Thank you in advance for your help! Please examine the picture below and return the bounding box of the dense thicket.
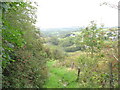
[2,2,49,88]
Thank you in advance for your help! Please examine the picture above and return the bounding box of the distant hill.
[40,26,81,31]
[39,26,118,37]
[40,26,82,37]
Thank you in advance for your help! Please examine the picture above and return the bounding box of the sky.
[34,0,119,29]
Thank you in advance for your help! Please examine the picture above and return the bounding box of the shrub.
[2,41,49,88]
[2,2,49,88]
[64,46,81,52]
[51,48,65,60]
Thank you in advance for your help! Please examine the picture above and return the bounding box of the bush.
[64,46,81,52]
[2,2,51,88]
[60,37,75,47]
[43,45,66,60]
[2,40,49,88]
[51,48,66,60]
[50,37,59,45]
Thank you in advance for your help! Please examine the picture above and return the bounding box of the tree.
[50,37,59,45]
[81,21,104,58]
[100,2,120,87]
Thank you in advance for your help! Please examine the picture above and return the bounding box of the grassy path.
[43,51,105,88]
[43,60,80,88]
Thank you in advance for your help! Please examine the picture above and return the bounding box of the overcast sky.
[34,0,119,29]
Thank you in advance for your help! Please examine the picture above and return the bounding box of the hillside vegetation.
[1,1,119,88]
[42,21,119,88]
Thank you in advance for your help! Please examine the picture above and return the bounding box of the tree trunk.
[109,62,114,88]
[71,62,74,69]
[76,67,80,82]
[91,46,94,58]
[118,60,120,88]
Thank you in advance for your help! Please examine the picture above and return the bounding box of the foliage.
[50,37,59,45]
[2,2,50,88]
[60,37,74,47]
[2,2,37,69]
[80,21,105,57]
[44,45,66,60]
[1,1,119,88]
[64,45,81,52]
[42,22,118,88]
[44,60,79,88]
[44,59,117,88]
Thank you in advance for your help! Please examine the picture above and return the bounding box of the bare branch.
[100,2,118,9]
